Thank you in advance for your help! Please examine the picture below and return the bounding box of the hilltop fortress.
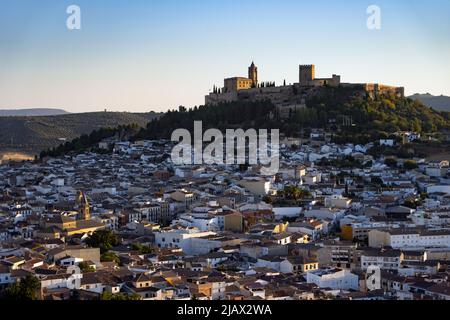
[205,62,405,109]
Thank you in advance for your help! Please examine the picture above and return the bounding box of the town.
[0,124,449,300]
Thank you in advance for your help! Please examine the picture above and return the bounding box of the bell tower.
[248,61,258,88]
[76,190,90,221]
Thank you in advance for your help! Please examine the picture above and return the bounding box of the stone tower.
[299,64,315,86]
[248,61,258,88]
[76,190,90,221]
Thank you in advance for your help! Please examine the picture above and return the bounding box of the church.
[222,62,258,93]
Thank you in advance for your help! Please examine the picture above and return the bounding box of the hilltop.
[408,93,450,112]
[136,88,450,144]
[0,111,160,156]
[0,108,68,117]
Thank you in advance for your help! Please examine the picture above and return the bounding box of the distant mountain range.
[0,108,69,117]
[408,93,450,112]
[0,111,160,155]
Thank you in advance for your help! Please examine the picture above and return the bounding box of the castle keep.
[205,62,405,108]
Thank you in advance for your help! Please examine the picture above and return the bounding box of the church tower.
[76,190,90,221]
[248,61,258,88]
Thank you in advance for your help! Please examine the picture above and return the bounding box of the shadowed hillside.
[0,111,160,155]
[409,93,450,112]
[0,108,68,117]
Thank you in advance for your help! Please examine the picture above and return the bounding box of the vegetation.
[403,160,419,170]
[134,101,276,140]
[403,197,422,209]
[40,124,140,158]
[0,111,159,156]
[101,252,120,264]
[86,229,119,254]
[268,186,312,206]
[99,292,141,300]
[78,261,96,273]
[131,243,155,254]
[384,158,398,168]
[0,275,41,300]
[279,185,312,201]
[305,88,448,133]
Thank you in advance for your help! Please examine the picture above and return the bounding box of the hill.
[38,88,450,159]
[135,88,450,145]
[0,111,160,156]
[408,93,450,112]
[0,108,68,117]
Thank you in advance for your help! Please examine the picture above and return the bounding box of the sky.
[0,0,449,113]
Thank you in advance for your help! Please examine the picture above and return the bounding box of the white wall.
[307,269,359,290]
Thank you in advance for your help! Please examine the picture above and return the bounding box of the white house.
[380,139,395,147]
[324,195,352,209]
[426,161,449,178]
[306,268,359,290]
[154,229,221,255]
[360,249,403,271]
[304,207,345,222]
[369,229,450,249]
[239,178,272,196]
[40,267,82,290]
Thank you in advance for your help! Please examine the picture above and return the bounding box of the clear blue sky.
[0,0,449,113]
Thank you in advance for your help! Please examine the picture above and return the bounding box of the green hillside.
[135,88,450,145]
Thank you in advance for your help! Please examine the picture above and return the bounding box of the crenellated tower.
[299,64,315,86]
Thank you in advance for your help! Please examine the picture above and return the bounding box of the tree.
[101,252,120,263]
[100,292,141,300]
[86,230,119,254]
[403,160,418,170]
[403,198,421,209]
[131,243,155,254]
[262,196,273,204]
[384,158,398,168]
[78,261,96,273]
[371,176,384,186]
[280,186,311,201]
[1,275,41,300]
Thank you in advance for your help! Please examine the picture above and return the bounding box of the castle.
[205,62,404,108]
